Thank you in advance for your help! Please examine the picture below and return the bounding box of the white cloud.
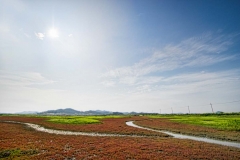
[0,70,55,88]
[35,32,44,40]
[112,69,240,113]
[102,33,236,89]
[0,69,239,113]
[158,70,240,93]
[99,33,240,112]
[113,69,239,96]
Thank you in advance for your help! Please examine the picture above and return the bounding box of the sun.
[48,28,59,38]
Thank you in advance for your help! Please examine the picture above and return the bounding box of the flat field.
[136,113,240,142]
[0,114,240,159]
[148,113,240,131]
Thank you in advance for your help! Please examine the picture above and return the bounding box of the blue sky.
[0,0,240,113]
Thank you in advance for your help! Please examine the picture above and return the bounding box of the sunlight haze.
[0,0,240,113]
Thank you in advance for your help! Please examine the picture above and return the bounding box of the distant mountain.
[39,108,81,115]
[84,110,112,115]
[38,108,113,115]
[15,108,147,115]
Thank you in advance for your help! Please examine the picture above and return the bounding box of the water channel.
[126,121,240,149]
[2,120,240,149]
[2,121,142,137]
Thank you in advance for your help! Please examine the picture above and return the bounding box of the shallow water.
[126,121,240,149]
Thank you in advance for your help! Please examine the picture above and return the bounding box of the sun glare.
[48,28,59,38]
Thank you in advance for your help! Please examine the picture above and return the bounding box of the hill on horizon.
[38,108,113,115]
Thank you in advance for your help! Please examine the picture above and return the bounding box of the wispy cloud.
[35,32,44,40]
[101,33,238,90]
[0,70,55,88]
[158,70,240,93]
[123,69,240,96]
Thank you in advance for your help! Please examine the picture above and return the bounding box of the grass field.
[148,113,240,131]
[44,115,126,124]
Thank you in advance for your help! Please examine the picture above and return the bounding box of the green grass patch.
[148,114,240,131]
[0,114,127,125]
[47,116,100,124]
[45,115,126,124]
[0,149,38,159]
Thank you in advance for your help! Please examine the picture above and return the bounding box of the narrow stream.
[126,121,240,149]
[3,120,240,149]
[2,121,142,137]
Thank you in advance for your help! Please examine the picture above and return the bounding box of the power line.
[214,100,240,105]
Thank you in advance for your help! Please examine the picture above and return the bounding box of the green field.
[148,113,240,131]
[0,114,127,124]
[44,115,126,124]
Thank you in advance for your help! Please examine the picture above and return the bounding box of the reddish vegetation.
[135,118,240,142]
[1,122,240,159]
[0,117,240,160]
[0,116,168,137]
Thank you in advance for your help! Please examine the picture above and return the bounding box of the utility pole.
[188,106,190,114]
[171,107,173,114]
[210,103,214,113]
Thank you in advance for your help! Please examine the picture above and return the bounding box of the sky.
[0,0,240,113]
